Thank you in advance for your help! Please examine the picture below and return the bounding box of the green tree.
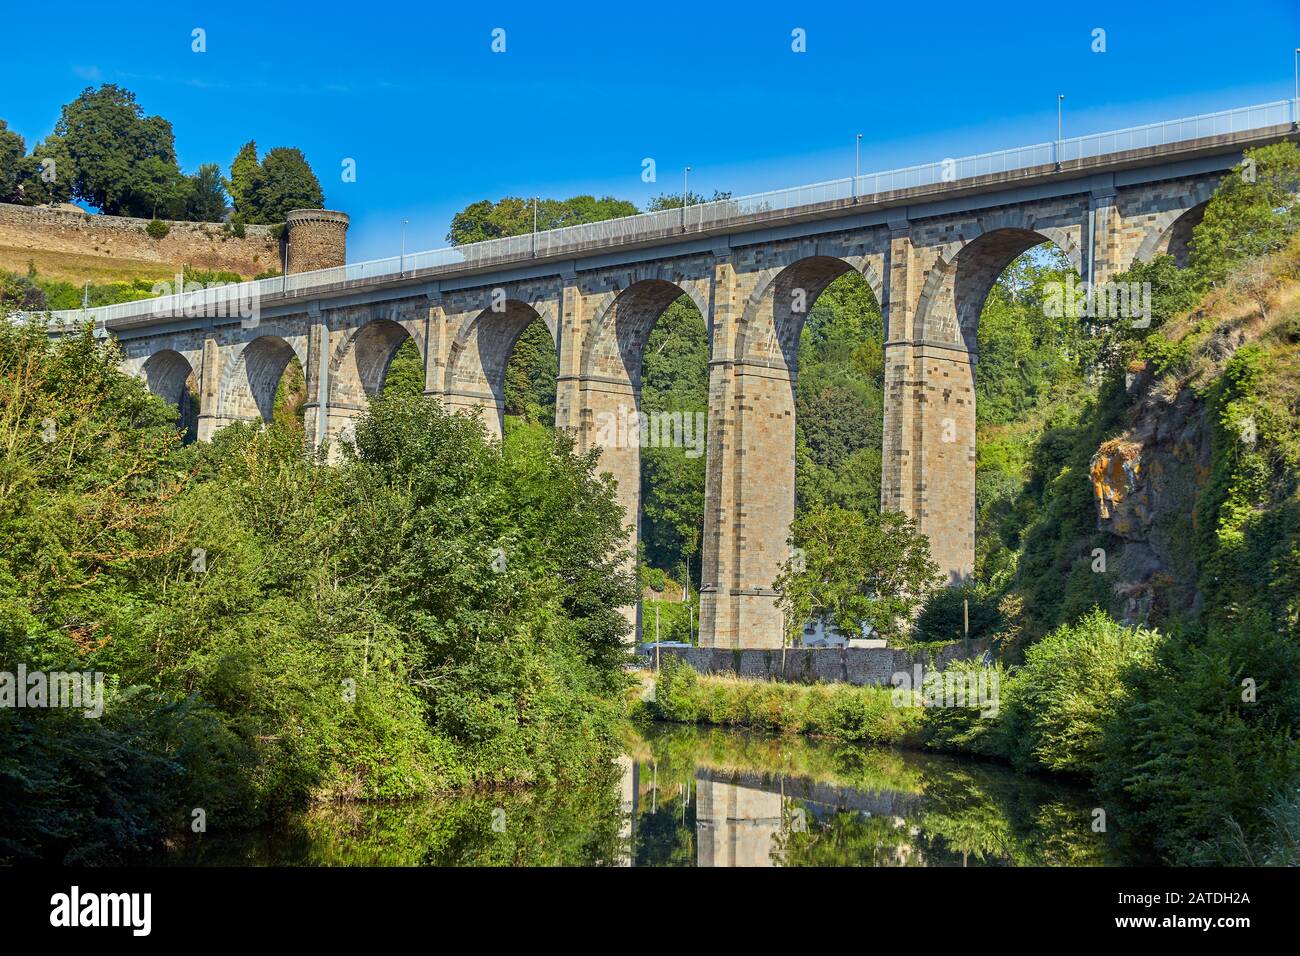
[639,297,710,582]
[382,338,424,398]
[186,163,228,222]
[502,320,556,423]
[13,135,76,206]
[793,271,885,521]
[53,85,185,217]
[227,140,260,217]
[0,120,23,203]
[646,190,732,210]
[446,195,638,244]
[775,506,941,642]
[245,147,323,223]
[1190,142,1300,286]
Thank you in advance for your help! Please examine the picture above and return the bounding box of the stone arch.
[580,278,699,388]
[141,349,196,408]
[142,349,200,439]
[220,335,304,423]
[444,298,555,434]
[329,317,418,410]
[734,254,859,378]
[1132,182,1216,268]
[914,221,1080,349]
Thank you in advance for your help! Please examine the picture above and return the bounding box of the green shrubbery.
[652,658,922,744]
[1099,615,1300,864]
[998,610,1161,775]
[0,321,636,862]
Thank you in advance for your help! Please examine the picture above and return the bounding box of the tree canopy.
[0,86,324,224]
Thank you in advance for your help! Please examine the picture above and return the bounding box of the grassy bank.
[647,660,924,745]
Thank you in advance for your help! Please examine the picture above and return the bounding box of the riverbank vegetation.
[651,663,922,744]
[0,322,636,862]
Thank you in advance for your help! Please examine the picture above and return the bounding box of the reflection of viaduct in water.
[60,105,1293,648]
[693,768,921,867]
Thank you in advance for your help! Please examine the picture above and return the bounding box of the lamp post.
[400,219,408,275]
[532,197,538,256]
[1056,94,1065,169]
[1294,48,1299,128]
[681,166,691,231]
[854,132,862,200]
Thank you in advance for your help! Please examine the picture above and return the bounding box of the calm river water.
[160,724,1134,866]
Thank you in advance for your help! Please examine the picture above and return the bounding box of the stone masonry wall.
[0,203,279,276]
[646,641,989,686]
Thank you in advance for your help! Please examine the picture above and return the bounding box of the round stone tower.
[284,208,349,274]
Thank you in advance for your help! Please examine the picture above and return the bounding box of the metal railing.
[14,98,1296,330]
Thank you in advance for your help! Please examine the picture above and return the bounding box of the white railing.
[14,98,1296,330]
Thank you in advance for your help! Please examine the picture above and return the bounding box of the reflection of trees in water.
[915,763,1108,866]
[638,724,1114,867]
[775,805,923,867]
[163,767,626,866]
[160,726,1116,866]
[633,789,697,867]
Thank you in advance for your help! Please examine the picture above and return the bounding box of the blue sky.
[3,1,1298,261]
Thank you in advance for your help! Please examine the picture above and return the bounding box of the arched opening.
[502,318,558,427]
[142,349,200,443]
[914,228,1088,590]
[328,317,418,446]
[972,238,1091,592]
[332,319,416,404]
[446,300,552,436]
[792,269,886,524]
[222,335,302,426]
[1156,200,1208,268]
[637,292,709,637]
[582,279,709,642]
[384,338,424,398]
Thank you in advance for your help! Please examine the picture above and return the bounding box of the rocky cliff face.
[1088,371,1216,624]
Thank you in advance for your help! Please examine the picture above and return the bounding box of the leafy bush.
[999,609,1161,775]
[1099,615,1300,864]
[920,659,1015,758]
[0,322,637,860]
[145,218,170,239]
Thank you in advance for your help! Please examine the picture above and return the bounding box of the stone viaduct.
[47,103,1297,648]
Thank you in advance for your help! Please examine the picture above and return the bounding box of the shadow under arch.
[141,349,199,440]
[220,335,304,423]
[445,298,557,434]
[329,317,418,411]
[580,278,706,389]
[914,226,1081,350]
[733,254,866,397]
[1136,198,1211,269]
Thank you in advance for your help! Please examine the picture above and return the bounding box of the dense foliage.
[775,506,940,642]
[0,323,636,862]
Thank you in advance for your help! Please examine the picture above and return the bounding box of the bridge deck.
[16,99,1297,333]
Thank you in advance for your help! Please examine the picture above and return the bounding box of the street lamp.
[400,219,408,275]
[532,197,539,257]
[681,166,691,231]
[1056,94,1065,169]
[1293,48,1299,128]
[854,132,862,200]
